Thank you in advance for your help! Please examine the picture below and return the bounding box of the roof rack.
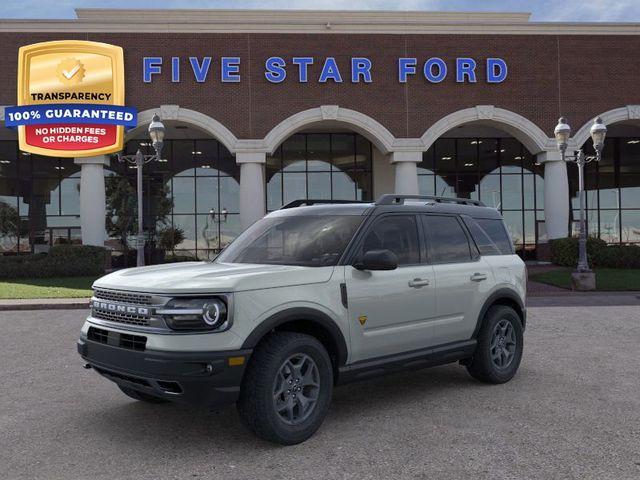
[376,194,485,207]
[280,199,369,209]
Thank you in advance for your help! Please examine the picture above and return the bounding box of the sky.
[0,0,639,22]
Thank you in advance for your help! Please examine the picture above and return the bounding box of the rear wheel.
[118,385,168,404]
[466,305,523,384]
[237,331,333,445]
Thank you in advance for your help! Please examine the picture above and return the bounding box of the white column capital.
[536,151,563,163]
[236,151,266,164]
[390,150,423,164]
[74,155,110,166]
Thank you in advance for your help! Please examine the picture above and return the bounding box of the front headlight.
[158,297,230,332]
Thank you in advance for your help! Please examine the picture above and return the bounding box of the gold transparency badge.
[6,40,135,157]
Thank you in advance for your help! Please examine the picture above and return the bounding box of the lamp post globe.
[148,113,166,158]
[554,117,571,155]
[590,116,607,154]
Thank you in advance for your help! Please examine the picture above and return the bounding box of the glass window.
[621,210,640,243]
[361,215,420,265]
[476,218,514,254]
[423,215,471,263]
[462,217,501,256]
[266,133,373,211]
[217,214,364,266]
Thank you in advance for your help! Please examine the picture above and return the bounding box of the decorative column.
[538,151,569,239]
[391,151,422,195]
[237,151,266,230]
[74,155,109,246]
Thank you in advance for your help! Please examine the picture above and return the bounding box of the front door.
[345,214,437,363]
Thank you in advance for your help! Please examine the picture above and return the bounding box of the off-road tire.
[118,385,169,404]
[237,331,334,445]
[466,305,523,384]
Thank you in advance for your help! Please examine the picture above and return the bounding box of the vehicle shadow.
[83,363,481,450]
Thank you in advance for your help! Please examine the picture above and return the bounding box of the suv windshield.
[216,215,364,266]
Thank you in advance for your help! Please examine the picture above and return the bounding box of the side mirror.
[354,249,398,271]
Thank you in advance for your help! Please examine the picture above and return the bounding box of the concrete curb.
[0,299,89,311]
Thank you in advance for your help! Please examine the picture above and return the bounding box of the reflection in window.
[119,138,240,260]
[266,133,373,211]
[419,138,543,258]
[569,137,640,244]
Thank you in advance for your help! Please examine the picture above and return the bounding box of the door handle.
[408,278,430,288]
[470,272,488,282]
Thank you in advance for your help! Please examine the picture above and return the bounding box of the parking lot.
[1,300,639,480]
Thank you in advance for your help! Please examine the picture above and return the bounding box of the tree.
[0,201,22,251]
[104,176,173,253]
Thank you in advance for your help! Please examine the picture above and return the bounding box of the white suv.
[78,194,526,445]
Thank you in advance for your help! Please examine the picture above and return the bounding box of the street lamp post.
[117,114,166,267]
[553,116,607,288]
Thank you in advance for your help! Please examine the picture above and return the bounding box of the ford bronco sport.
[77,194,526,445]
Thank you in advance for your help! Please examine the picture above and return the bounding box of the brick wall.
[0,32,638,141]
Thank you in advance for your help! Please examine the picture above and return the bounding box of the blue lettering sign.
[487,58,508,83]
[265,56,287,83]
[292,57,314,82]
[456,58,477,83]
[171,57,180,83]
[189,57,211,83]
[351,58,372,83]
[143,57,162,83]
[319,57,342,83]
[398,58,417,83]
[221,57,241,83]
[424,58,447,83]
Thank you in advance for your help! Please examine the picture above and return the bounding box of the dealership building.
[0,9,639,261]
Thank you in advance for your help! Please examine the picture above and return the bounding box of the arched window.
[266,133,373,212]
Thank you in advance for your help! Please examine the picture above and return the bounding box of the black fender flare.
[241,307,349,366]
[472,288,526,339]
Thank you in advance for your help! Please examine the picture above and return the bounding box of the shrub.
[550,237,640,268]
[0,245,107,279]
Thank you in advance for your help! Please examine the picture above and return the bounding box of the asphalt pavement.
[1,302,639,480]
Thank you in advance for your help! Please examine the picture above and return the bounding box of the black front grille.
[92,309,151,327]
[93,288,152,305]
[120,333,147,351]
[87,326,109,344]
[87,327,147,351]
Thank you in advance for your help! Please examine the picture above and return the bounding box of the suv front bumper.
[77,337,252,408]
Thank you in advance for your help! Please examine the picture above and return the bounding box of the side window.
[422,215,472,264]
[475,218,514,255]
[360,215,420,265]
[462,217,501,256]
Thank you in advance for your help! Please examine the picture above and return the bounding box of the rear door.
[422,214,493,345]
[345,214,437,362]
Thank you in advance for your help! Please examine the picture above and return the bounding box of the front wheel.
[466,305,523,384]
[237,332,333,445]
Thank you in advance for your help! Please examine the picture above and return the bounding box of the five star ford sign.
[5,40,137,158]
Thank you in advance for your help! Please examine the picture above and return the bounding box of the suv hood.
[92,262,335,294]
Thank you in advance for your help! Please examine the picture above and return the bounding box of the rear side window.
[475,218,514,255]
[422,215,472,264]
[462,217,501,256]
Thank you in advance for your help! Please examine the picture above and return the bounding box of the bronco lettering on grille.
[92,301,149,316]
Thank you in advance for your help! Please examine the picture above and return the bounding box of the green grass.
[0,276,97,299]
[531,268,640,291]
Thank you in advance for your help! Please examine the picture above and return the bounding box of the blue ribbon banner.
[4,104,138,128]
